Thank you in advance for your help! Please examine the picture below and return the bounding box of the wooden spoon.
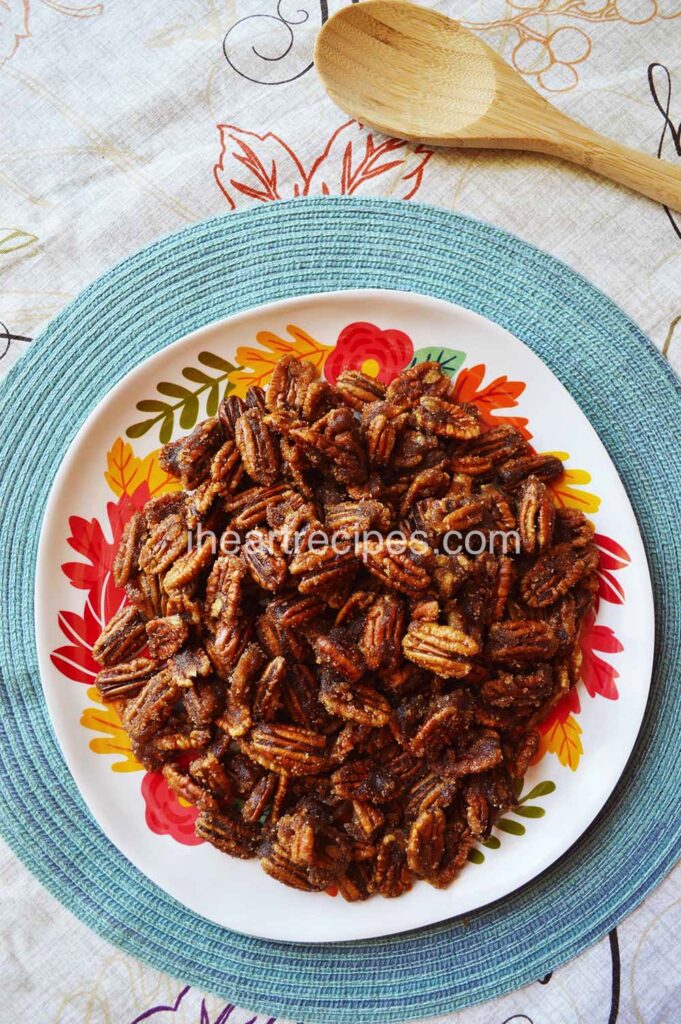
[315,0,681,211]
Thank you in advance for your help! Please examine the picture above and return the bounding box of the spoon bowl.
[315,0,681,210]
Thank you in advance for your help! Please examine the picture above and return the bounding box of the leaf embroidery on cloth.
[214,120,433,208]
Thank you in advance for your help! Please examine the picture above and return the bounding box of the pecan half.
[402,623,479,678]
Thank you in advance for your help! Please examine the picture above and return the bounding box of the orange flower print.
[214,120,432,209]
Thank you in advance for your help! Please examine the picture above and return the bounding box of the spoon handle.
[537,114,681,212]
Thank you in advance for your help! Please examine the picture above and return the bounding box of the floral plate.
[35,289,654,943]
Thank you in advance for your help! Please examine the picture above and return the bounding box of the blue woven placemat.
[0,197,679,1024]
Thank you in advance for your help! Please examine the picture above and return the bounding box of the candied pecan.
[402,623,478,678]
[205,553,247,628]
[209,439,244,492]
[91,605,146,666]
[414,396,481,440]
[407,808,446,876]
[259,838,323,891]
[391,428,440,471]
[349,800,385,840]
[95,656,159,703]
[361,401,408,466]
[282,664,329,730]
[162,763,219,812]
[517,475,555,555]
[399,466,451,517]
[521,542,600,608]
[331,758,399,803]
[447,730,503,777]
[498,453,564,489]
[183,678,223,726]
[314,629,366,683]
[122,669,182,743]
[320,678,391,727]
[138,514,187,575]
[417,493,486,533]
[189,749,233,799]
[486,620,559,667]
[427,821,472,888]
[218,394,246,437]
[195,809,258,858]
[246,724,328,776]
[504,728,540,778]
[554,507,596,548]
[234,407,280,485]
[160,417,224,489]
[242,529,288,591]
[481,665,554,710]
[125,572,163,620]
[146,615,188,660]
[386,361,449,409]
[357,536,432,596]
[463,781,490,838]
[359,593,406,671]
[450,424,530,475]
[144,492,186,526]
[215,643,265,738]
[226,484,292,529]
[410,693,468,757]
[289,542,358,597]
[336,369,386,410]
[289,407,368,486]
[337,861,372,902]
[113,512,146,587]
[253,656,286,722]
[167,645,211,686]
[370,832,413,897]
[325,498,391,537]
[241,773,277,823]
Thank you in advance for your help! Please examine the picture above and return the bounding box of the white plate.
[35,289,654,942]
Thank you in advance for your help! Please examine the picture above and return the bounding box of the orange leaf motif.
[105,437,180,499]
[228,324,332,397]
[80,687,143,773]
[546,451,601,514]
[537,713,583,771]
[452,364,531,438]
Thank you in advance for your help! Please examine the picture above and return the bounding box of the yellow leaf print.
[80,687,143,773]
[545,451,601,514]
[538,714,583,772]
[104,437,180,499]
[228,323,332,397]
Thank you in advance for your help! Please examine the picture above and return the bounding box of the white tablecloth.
[1,1,679,1020]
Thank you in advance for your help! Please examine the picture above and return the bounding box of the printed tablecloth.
[1,1,679,1021]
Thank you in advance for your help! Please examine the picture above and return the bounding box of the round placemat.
[0,197,679,1024]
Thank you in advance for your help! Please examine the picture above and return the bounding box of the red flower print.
[324,321,414,385]
[213,120,432,208]
[141,771,204,847]
[452,364,531,439]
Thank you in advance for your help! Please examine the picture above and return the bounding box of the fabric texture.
[0,197,679,1024]
[2,1,681,1021]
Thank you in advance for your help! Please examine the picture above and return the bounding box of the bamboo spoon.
[315,0,681,212]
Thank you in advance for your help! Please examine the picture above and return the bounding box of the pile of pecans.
[93,355,599,899]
